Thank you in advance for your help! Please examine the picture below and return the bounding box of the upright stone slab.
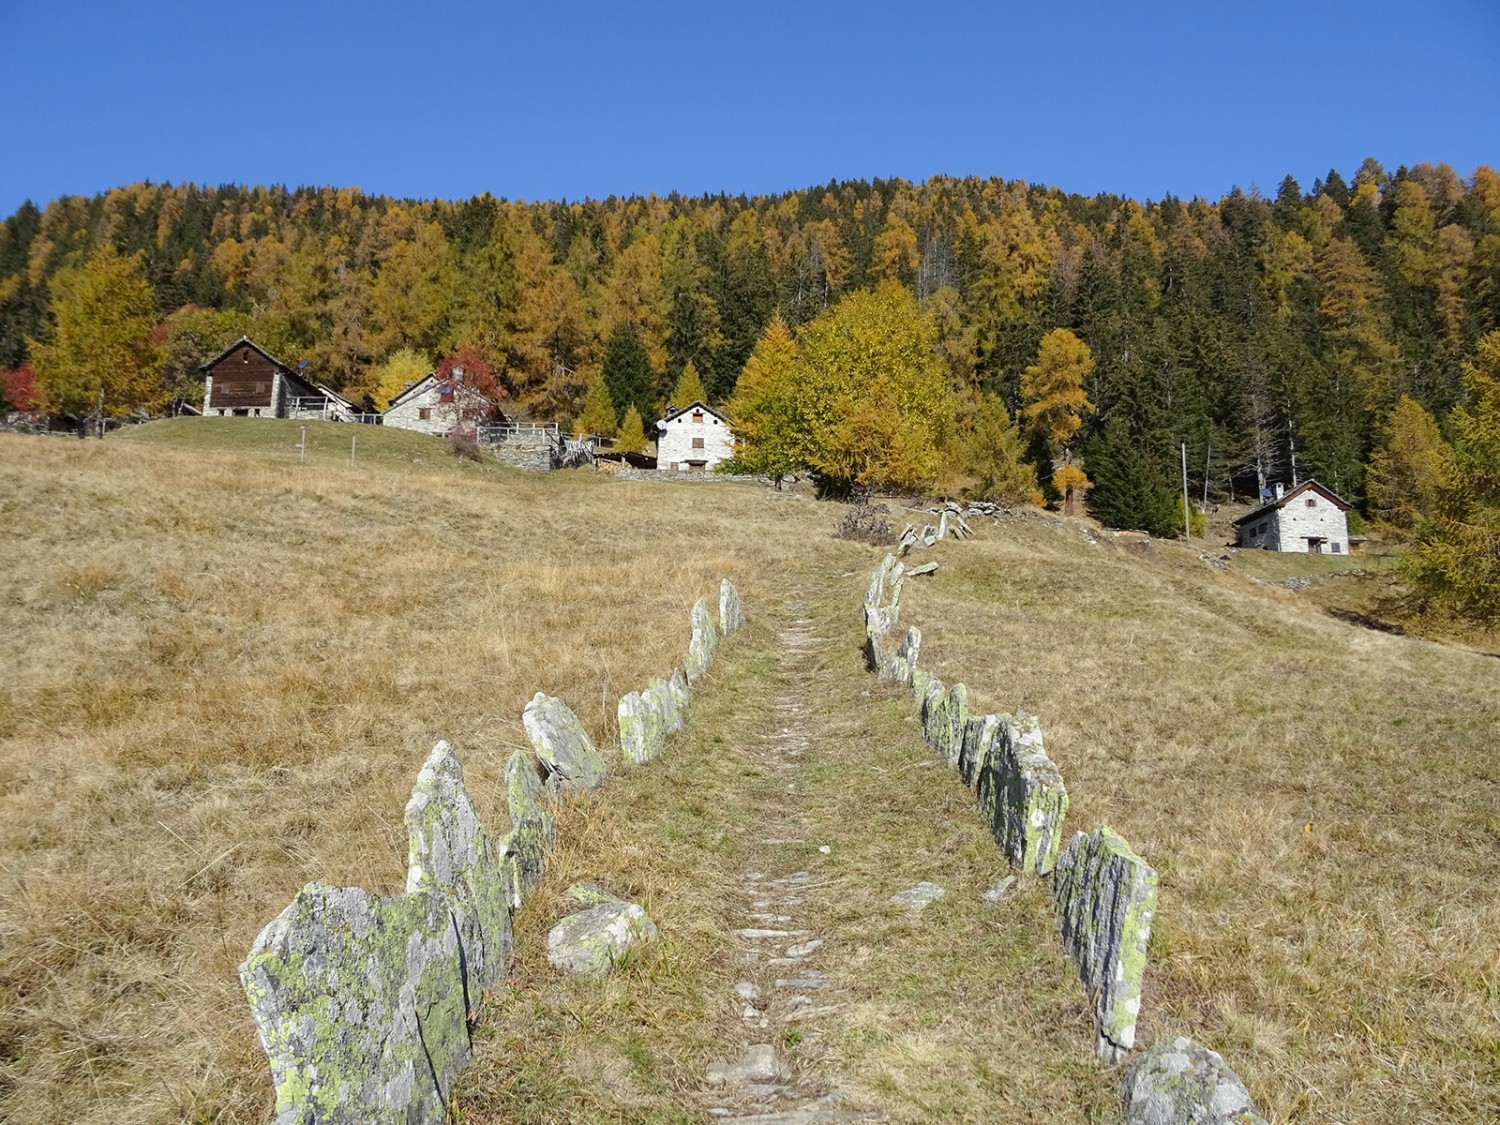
[523,692,606,791]
[864,553,899,610]
[618,689,668,764]
[936,682,969,767]
[976,715,1068,876]
[720,578,746,634]
[880,624,921,684]
[686,597,719,684]
[667,668,691,720]
[920,679,949,749]
[404,742,514,1003]
[240,883,469,1125]
[1120,1036,1269,1125]
[1055,826,1159,1063]
[910,665,935,705]
[500,750,555,903]
[957,713,1000,789]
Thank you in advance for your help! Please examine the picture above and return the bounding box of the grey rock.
[1121,1036,1269,1125]
[686,596,720,683]
[974,714,1069,875]
[498,751,554,903]
[524,692,606,791]
[957,713,1000,789]
[889,881,945,910]
[897,524,919,556]
[240,883,468,1125]
[546,901,659,974]
[617,689,661,764]
[983,875,1017,903]
[705,1043,781,1086]
[1055,826,1159,1062]
[907,561,938,577]
[403,742,514,1001]
[785,938,823,958]
[720,577,747,634]
[735,981,762,1001]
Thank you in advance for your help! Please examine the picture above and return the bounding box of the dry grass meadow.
[0,419,1495,1123]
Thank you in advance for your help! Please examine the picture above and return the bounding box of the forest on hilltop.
[2,159,1498,518]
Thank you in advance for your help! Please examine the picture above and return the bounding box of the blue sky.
[2,0,1497,217]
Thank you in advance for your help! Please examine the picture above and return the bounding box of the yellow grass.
[2,425,1495,1123]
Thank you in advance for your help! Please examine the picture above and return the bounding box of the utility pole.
[299,426,306,464]
[350,434,357,467]
[1181,442,1191,540]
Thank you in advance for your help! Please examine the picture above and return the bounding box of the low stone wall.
[489,433,557,472]
[240,581,747,1122]
[613,467,769,484]
[858,553,1263,1119]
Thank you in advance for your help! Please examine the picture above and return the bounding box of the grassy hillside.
[1,421,1495,1123]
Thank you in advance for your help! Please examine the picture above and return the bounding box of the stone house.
[382,373,502,436]
[1233,480,1353,554]
[654,400,734,472]
[200,337,322,418]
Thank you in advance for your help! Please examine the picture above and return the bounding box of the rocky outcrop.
[720,578,746,634]
[547,899,659,974]
[405,743,514,1002]
[523,692,607,791]
[1120,1037,1268,1124]
[1055,827,1159,1063]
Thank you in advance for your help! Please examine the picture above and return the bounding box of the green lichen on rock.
[975,715,1068,875]
[1055,826,1159,1063]
[879,624,921,684]
[404,741,514,1000]
[920,677,948,747]
[617,690,654,764]
[239,882,469,1124]
[937,682,969,767]
[686,597,720,683]
[957,712,1000,789]
[546,901,660,975]
[1120,1035,1269,1124]
[909,665,934,704]
[501,750,554,901]
[523,692,606,791]
[565,880,624,906]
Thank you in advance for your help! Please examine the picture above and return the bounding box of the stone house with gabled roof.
[200,337,321,418]
[654,400,734,472]
[1234,480,1353,554]
[382,372,503,436]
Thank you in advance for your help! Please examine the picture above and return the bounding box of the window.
[692,411,703,423]
[692,437,705,449]
[1331,543,1342,554]
[418,408,431,421]
[1305,498,1316,507]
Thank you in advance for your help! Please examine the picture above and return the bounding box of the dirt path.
[696,608,883,1124]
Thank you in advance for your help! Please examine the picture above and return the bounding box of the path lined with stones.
[700,610,883,1124]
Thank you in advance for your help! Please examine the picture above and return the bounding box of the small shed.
[654,401,734,472]
[201,338,320,418]
[1234,480,1353,554]
[382,373,502,436]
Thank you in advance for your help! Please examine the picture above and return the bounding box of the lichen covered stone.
[546,901,659,974]
[523,692,606,791]
[975,715,1068,875]
[957,713,1000,789]
[617,690,658,764]
[1055,826,1159,1062]
[404,742,513,1001]
[686,596,720,683]
[239,882,469,1125]
[720,577,746,634]
[500,750,555,903]
[1120,1036,1268,1124]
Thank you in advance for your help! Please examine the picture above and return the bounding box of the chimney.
[1274,483,1286,501]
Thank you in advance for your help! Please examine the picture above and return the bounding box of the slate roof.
[1232,479,1352,526]
[656,400,732,429]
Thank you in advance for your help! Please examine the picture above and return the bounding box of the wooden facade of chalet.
[200,338,320,418]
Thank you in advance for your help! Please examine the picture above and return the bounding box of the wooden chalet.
[200,337,320,418]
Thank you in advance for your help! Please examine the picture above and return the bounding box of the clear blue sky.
[3,0,1497,217]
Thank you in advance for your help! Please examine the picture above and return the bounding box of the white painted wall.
[657,407,734,471]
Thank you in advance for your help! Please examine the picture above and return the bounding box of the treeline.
[3,159,1499,513]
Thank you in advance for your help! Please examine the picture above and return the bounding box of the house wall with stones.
[656,403,734,472]
[202,343,306,417]
[383,379,464,436]
[1238,485,1350,554]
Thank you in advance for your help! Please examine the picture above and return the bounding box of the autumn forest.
[2,162,1498,546]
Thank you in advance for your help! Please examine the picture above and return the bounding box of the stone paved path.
[700,611,883,1124]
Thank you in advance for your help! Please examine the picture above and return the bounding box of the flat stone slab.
[547,901,658,975]
[705,1043,780,1086]
[907,561,938,576]
[1121,1036,1268,1125]
[889,881,945,910]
